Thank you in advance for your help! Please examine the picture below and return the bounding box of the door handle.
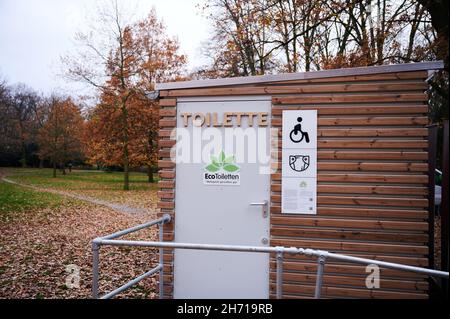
[250,200,268,218]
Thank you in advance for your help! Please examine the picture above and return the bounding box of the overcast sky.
[0,0,210,95]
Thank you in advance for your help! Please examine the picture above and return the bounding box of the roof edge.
[156,61,444,91]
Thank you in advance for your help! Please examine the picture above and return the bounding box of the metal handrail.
[92,214,171,299]
[92,217,449,299]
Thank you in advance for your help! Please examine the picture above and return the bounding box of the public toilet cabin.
[155,61,444,299]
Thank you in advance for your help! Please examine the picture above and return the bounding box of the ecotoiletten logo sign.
[203,151,240,186]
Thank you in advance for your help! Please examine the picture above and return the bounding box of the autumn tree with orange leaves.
[38,96,85,178]
[64,1,186,189]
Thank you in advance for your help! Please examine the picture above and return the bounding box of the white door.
[173,97,271,299]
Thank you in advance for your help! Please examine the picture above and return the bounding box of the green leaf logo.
[205,164,220,172]
[205,151,240,173]
[223,164,239,172]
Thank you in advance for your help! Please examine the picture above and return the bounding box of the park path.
[1,174,149,216]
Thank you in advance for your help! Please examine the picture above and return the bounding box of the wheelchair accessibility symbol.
[289,117,310,143]
[289,155,310,172]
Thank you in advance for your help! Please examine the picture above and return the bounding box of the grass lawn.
[3,168,159,212]
[5,168,158,191]
[0,180,64,221]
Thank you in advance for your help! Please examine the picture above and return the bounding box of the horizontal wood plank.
[157,191,174,200]
[159,170,175,179]
[269,283,426,299]
[270,216,428,231]
[271,195,428,207]
[270,71,428,84]
[269,273,428,291]
[318,162,427,172]
[270,227,428,243]
[273,128,427,137]
[270,261,427,279]
[269,207,428,220]
[157,201,175,209]
[159,140,176,148]
[318,173,428,184]
[273,93,427,105]
[272,117,428,126]
[270,238,428,255]
[158,160,175,169]
[159,98,177,107]
[317,128,427,137]
[317,151,427,160]
[272,184,427,196]
[271,161,428,172]
[270,252,429,267]
[160,82,427,97]
[159,149,171,158]
[159,129,174,138]
[158,181,175,189]
[271,173,428,184]
[159,109,176,117]
[159,119,177,127]
[272,105,428,116]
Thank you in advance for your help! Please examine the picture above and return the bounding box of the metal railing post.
[92,241,100,299]
[314,254,327,299]
[159,221,164,299]
[442,120,449,299]
[428,124,438,271]
[275,247,284,299]
[90,214,449,299]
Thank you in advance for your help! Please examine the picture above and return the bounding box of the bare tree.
[417,0,449,69]
[201,0,438,74]
[201,0,275,76]
[63,1,186,189]
[62,0,141,190]
[4,84,40,167]
[38,96,84,177]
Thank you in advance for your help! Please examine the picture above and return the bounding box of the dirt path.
[1,176,149,217]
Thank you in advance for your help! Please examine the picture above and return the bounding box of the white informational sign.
[282,110,317,214]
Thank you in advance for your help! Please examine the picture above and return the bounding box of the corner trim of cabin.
[157,97,177,298]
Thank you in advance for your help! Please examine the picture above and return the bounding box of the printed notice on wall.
[282,110,317,214]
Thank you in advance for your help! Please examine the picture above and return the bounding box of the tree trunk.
[123,127,130,190]
[121,95,130,191]
[39,159,44,169]
[148,166,154,183]
[304,36,311,71]
[21,141,27,168]
[123,156,129,190]
[62,163,66,175]
[418,0,449,69]
[53,161,56,178]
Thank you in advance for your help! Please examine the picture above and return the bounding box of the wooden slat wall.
[269,70,430,299]
[157,70,431,299]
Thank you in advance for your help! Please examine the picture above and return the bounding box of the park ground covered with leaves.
[0,168,160,299]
